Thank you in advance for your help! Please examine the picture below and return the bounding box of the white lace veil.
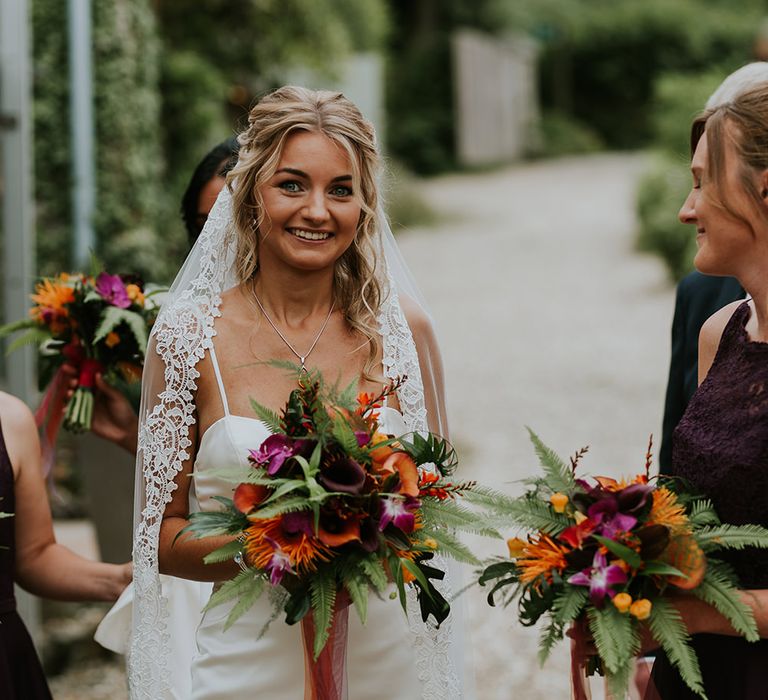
[128,152,469,698]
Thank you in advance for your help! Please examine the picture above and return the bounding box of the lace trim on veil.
[379,280,462,699]
[129,200,232,699]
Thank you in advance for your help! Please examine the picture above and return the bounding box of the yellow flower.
[507,537,527,558]
[105,332,121,348]
[613,592,632,614]
[423,538,438,550]
[550,492,569,513]
[629,599,652,620]
[125,283,145,306]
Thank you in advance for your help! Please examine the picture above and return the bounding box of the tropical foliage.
[480,431,768,698]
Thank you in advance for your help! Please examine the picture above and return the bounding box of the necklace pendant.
[299,357,307,374]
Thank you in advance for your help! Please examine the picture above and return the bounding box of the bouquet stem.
[301,597,349,700]
[62,357,102,433]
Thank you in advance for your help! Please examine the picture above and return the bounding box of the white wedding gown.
[189,344,423,698]
[98,342,461,699]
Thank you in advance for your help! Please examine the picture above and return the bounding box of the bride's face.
[257,130,361,273]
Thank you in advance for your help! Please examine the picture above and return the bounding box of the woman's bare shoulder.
[700,299,744,345]
[398,293,432,336]
[0,392,35,433]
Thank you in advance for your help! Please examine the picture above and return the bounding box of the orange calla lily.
[233,483,269,514]
[369,432,394,464]
[381,452,419,498]
[317,517,361,547]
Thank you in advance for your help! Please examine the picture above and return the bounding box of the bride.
[126,86,471,699]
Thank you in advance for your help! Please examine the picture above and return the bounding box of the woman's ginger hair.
[227,86,384,378]
[691,82,768,229]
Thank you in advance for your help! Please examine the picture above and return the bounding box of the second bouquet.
[479,430,768,699]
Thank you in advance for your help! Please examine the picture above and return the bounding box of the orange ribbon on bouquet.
[34,339,102,475]
[301,594,350,700]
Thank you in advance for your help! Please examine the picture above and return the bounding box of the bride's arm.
[157,421,240,582]
[400,295,449,438]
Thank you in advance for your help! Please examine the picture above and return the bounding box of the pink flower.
[249,434,298,475]
[567,550,627,605]
[264,536,294,586]
[378,496,420,533]
[95,273,131,308]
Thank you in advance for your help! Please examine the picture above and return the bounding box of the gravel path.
[395,152,673,699]
[48,152,676,699]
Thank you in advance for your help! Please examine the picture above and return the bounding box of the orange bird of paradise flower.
[243,515,332,574]
[517,533,570,587]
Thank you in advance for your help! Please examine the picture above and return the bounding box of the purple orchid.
[95,273,131,309]
[263,536,294,586]
[587,499,637,538]
[249,434,297,475]
[378,496,420,533]
[354,431,370,447]
[568,550,627,605]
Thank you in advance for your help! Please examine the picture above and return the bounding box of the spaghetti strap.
[208,343,231,416]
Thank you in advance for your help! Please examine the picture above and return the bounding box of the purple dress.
[649,301,768,699]
[0,419,52,699]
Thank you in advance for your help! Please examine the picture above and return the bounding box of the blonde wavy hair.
[227,85,385,378]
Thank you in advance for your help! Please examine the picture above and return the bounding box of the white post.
[1,0,40,643]
[68,0,96,268]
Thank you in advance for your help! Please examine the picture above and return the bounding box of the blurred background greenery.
[29,0,768,284]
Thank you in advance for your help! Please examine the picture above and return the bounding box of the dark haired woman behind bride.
[122,86,472,699]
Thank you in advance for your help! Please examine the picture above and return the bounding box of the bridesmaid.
[0,391,131,699]
[646,83,768,698]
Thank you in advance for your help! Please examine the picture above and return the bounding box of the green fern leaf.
[648,598,705,697]
[687,498,720,526]
[695,563,759,640]
[486,494,571,536]
[695,524,768,552]
[5,328,51,355]
[0,318,37,339]
[203,570,263,613]
[94,307,148,352]
[587,606,639,676]
[203,539,243,565]
[418,500,501,538]
[309,569,337,659]
[248,398,282,433]
[250,497,312,520]
[223,575,266,631]
[552,586,588,626]
[418,528,480,565]
[358,556,388,592]
[345,574,369,625]
[537,616,562,665]
[526,428,575,493]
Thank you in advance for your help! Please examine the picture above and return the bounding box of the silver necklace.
[251,289,335,372]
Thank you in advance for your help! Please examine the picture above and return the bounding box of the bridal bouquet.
[0,269,157,437]
[182,363,489,696]
[479,430,768,698]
